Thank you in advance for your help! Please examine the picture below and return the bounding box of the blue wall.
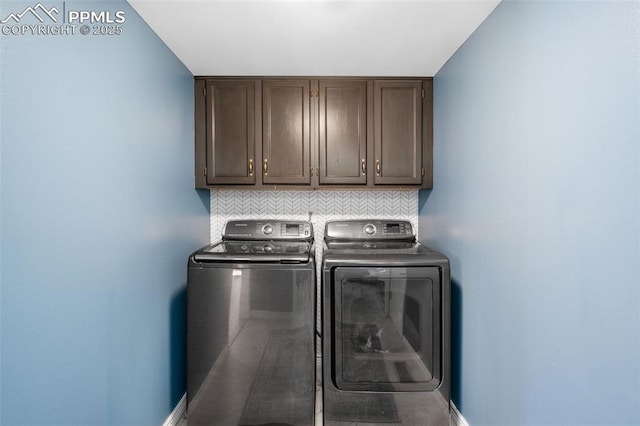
[420,1,640,424]
[0,1,209,424]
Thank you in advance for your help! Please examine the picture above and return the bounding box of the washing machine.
[322,220,450,425]
[187,219,315,426]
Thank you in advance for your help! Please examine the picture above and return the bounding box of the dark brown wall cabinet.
[202,80,255,185]
[318,80,368,185]
[374,80,423,185]
[194,77,433,189]
[262,80,311,185]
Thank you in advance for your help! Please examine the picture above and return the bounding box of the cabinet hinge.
[204,167,207,177]
[421,89,425,98]
[421,167,425,176]
[203,87,206,97]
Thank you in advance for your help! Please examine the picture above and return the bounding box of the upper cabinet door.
[373,80,423,185]
[206,80,256,185]
[262,80,311,185]
[318,80,367,185]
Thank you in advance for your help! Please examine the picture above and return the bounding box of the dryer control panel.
[325,220,414,241]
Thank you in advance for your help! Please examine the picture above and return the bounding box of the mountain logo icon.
[1,3,59,24]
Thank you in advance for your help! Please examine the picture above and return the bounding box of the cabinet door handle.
[263,158,268,176]
[376,159,381,176]
[361,158,366,175]
[249,159,254,176]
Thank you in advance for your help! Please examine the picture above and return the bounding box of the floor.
[315,357,323,426]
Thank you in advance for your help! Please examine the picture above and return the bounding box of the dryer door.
[331,266,442,392]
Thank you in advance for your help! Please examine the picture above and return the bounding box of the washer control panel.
[223,220,313,240]
[325,220,414,240]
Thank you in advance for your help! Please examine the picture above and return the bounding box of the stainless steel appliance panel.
[188,262,315,426]
[323,263,450,426]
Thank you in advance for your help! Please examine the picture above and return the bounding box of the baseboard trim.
[163,393,186,426]
[451,401,469,426]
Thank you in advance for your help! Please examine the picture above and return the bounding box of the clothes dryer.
[322,220,450,425]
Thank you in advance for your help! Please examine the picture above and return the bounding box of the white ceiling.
[127,0,501,77]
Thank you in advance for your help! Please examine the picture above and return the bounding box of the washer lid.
[193,241,312,263]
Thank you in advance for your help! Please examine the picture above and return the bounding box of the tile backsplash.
[209,190,419,245]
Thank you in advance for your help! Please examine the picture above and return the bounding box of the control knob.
[363,224,376,236]
[262,224,274,236]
